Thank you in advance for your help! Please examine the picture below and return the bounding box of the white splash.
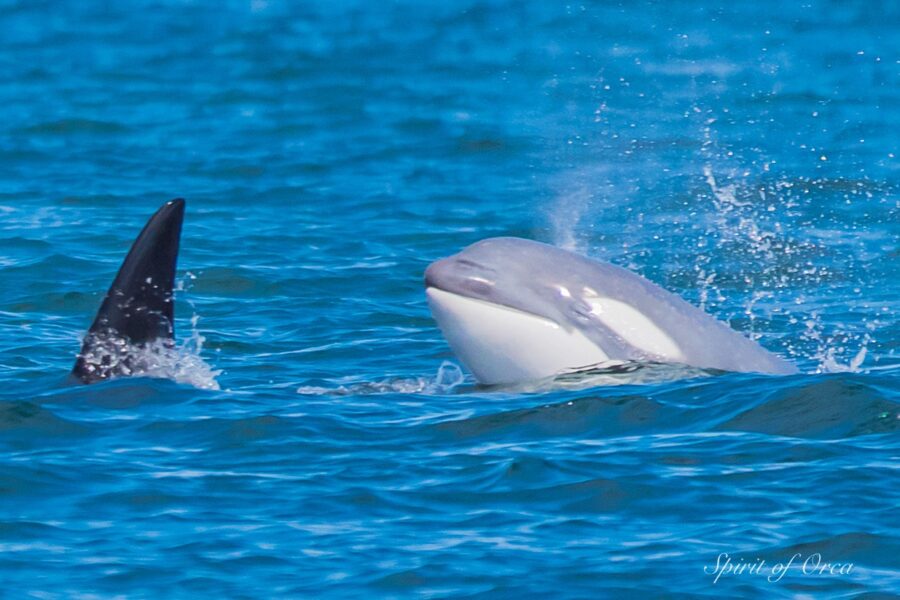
[296,361,465,396]
[802,315,872,374]
[135,334,222,390]
[76,313,221,390]
[820,346,868,374]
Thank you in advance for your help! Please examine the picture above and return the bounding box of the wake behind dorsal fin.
[72,199,185,383]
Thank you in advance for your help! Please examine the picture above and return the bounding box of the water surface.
[0,1,898,597]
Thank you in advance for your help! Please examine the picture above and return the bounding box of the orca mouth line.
[425,286,554,324]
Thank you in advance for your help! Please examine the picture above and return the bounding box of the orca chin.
[72,199,185,384]
[425,237,798,386]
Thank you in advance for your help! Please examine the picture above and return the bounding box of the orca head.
[72,199,185,384]
[424,238,614,385]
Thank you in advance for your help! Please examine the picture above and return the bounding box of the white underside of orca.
[427,287,689,385]
[427,287,609,384]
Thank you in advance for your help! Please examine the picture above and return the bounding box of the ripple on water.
[718,377,900,439]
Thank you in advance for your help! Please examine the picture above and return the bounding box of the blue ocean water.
[0,0,898,597]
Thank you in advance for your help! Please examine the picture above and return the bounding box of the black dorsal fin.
[72,199,185,383]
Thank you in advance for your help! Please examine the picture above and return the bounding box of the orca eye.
[455,259,495,276]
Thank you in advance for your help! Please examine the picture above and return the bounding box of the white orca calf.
[425,237,797,385]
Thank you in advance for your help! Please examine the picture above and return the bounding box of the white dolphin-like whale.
[425,237,797,385]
